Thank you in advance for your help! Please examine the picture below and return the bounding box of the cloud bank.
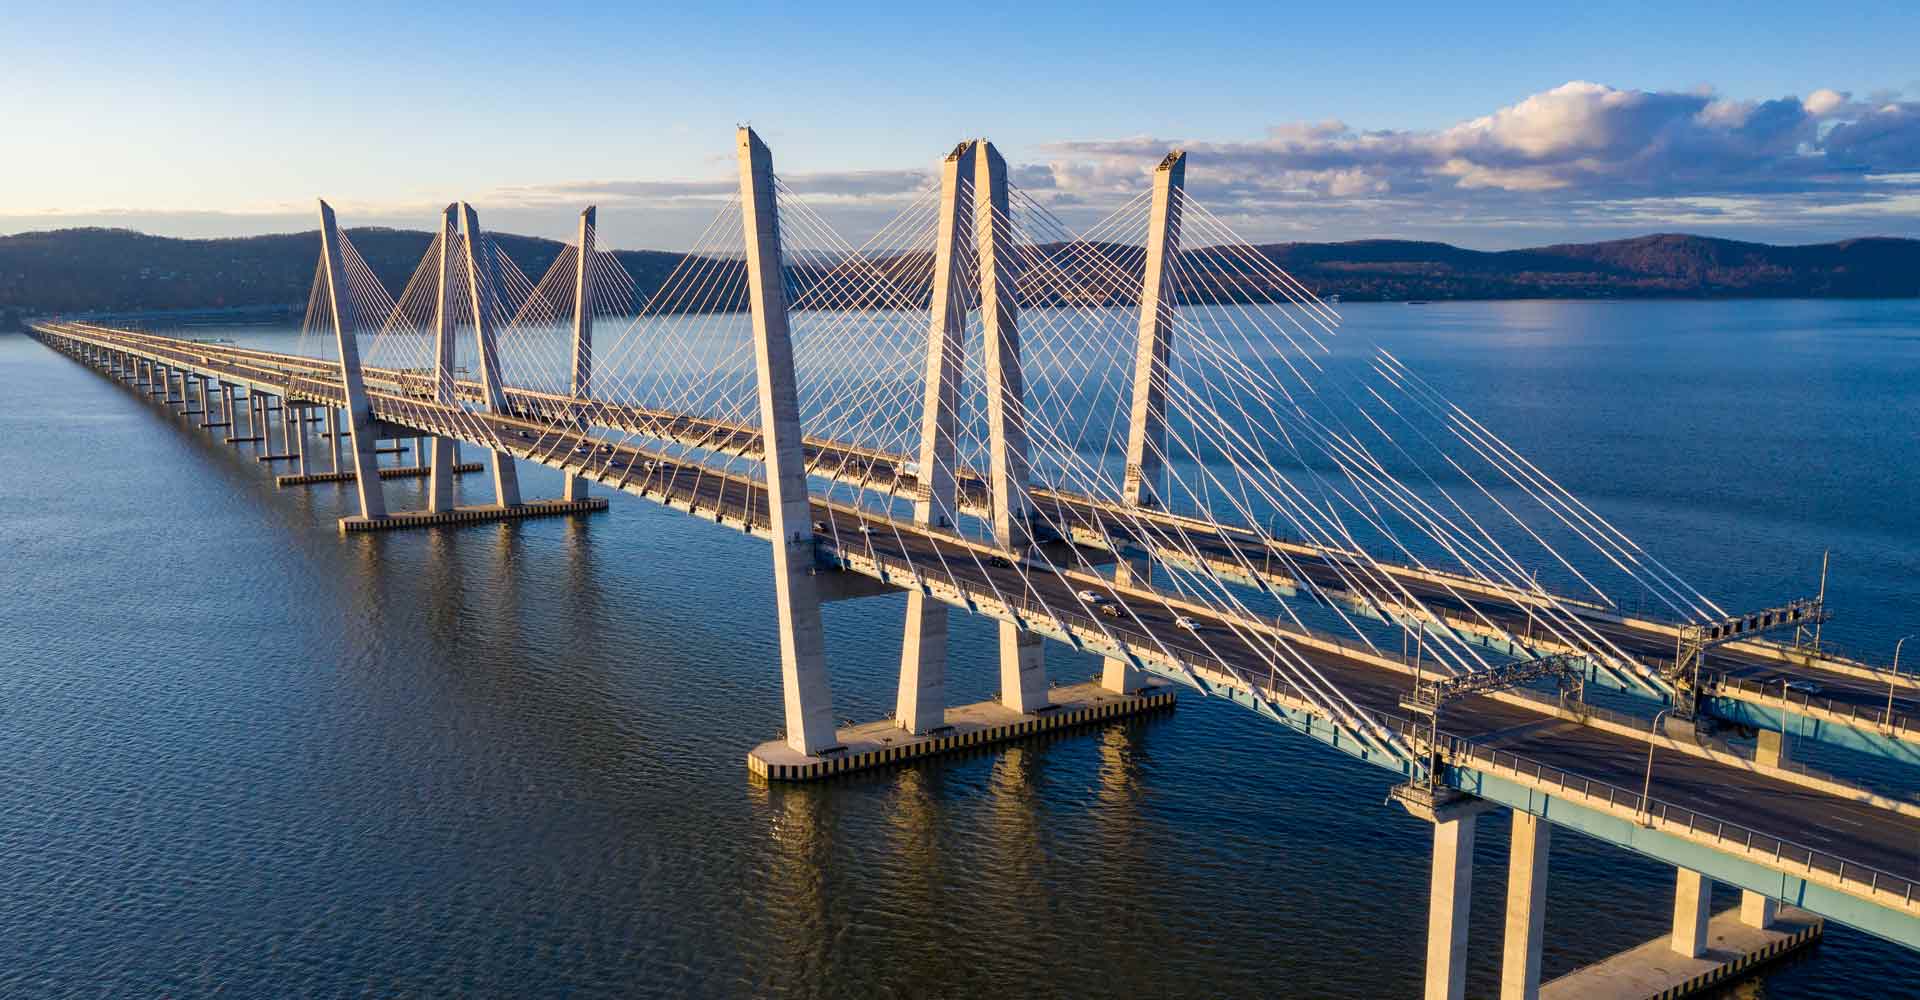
[1031,82,1920,245]
[7,82,1915,249]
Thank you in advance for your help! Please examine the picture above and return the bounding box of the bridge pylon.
[739,127,839,756]
[317,199,389,521]
[1104,149,1186,695]
[563,205,596,502]
[427,203,460,513]
[458,202,524,508]
[896,140,976,735]
[977,139,1050,715]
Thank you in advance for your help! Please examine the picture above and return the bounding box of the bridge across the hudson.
[29,129,1920,999]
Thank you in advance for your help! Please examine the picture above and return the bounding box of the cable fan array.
[291,153,1732,752]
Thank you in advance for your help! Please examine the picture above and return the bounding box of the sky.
[3,0,1918,251]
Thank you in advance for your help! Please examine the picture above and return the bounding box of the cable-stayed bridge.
[30,129,1920,999]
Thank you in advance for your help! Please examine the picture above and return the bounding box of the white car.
[1174,615,1199,632]
[1075,589,1109,605]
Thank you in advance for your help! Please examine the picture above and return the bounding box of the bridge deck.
[37,321,1920,948]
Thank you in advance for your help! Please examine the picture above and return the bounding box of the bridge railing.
[1416,723,1920,910]
[1711,673,1917,739]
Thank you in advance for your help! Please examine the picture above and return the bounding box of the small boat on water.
[1406,300,1429,305]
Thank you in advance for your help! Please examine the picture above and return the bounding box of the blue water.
[1,299,1915,997]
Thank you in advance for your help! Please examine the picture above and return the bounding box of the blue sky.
[4,1,1917,249]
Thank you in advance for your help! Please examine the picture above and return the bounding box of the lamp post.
[1641,708,1674,827]
[1888,635,1913,729]
[1263,512,1284,581]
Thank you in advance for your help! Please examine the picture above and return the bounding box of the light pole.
[1641,708,1674,827]
[1888,635,1913,729]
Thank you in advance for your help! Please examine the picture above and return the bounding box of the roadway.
[38,321,1920,910]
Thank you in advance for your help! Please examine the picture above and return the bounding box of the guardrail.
[1712,673,1917,739]
[1429,725,1920,908]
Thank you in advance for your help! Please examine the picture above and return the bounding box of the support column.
[221,384,236,431]
[1105,149,1186,694]
[427,205,459,513]
[318,199,388,520]
[293,403,310,475]
[1671,868,1712,958]
[194,374,210,417]
[458,202,523,508]
[976,139,1046,715]
[280,393,298,455]
[564,205,596,502]
[1425,812,1478,1000]
[896,141,975,735]
[1740,889,1778,929]
[325,407,342,474]
[1756,728,1791,768]
[1500,812,1550,1000]
[739,127,836,756]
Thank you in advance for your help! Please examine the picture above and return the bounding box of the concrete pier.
[748,680,1176,781]
[339,497,608,532]
[277,462,483,487]
[1425,808,1479,1000]
[1672,868,1712,959]
[1501,811,1551,1000]
[1541,906,1821,999]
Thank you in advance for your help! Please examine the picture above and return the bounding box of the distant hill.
[1252,234,1920,301]
[1,227,1915,328]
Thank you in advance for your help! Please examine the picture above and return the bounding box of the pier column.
[1500,812,1550,1000]
[739,127,837,755]
[427,205,459,513]
[1105,150,1185,694]
[564,205,596,502]
[280,394,298,456]
[1740,889,1778,929]
[976,139,1047,715]
[458,202,523,509]
[318,199,389,520]
[293,403,311,475]
[1425,811,1478,1000]
[325,407,342,473]
[1756,728,1791,768]
[896,141,976,735]
[194,374,209,417]
[1671,868,1712,958]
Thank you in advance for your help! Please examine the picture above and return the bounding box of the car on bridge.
[1765,674,1822,695]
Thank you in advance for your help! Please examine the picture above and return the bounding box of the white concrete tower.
[738,126,838,756]
[317,199,388,521]
[975,140,1048,715]
[1104,149,1186,694]
[458,202,524,509]
[564,205,596,501]
[427,204,460,513]
[896,140,977,734]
